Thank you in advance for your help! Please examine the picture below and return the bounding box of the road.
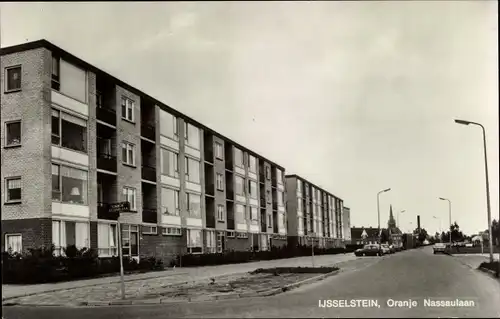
[4,247,500,318]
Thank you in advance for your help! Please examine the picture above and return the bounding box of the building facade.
[0,40,287,262]
[285,175,346,248]
[342,207,351,242]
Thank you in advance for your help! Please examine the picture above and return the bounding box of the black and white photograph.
[1,1,498,318]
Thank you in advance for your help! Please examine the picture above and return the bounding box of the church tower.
[388,204,396,229]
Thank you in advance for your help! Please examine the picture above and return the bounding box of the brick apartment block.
[1,40,345,263]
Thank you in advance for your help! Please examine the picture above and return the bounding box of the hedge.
[2,245,164,284]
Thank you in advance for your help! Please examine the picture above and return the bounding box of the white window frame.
[97,223,118,257]
[250,206,258,221]
[186,192,201,218]
[121,96,135,122]
[234,148,244,168]
[187,229,203,254]
[53,220,90,256]
[248,155,257,173]
[215,142,224,160]
[5,177,22,203]
[216,173,224,191]
[205,229,216,253]
[161,187,180,216]
[51,163,88,205]
[162,227,182,236]
[5,120,22,147]
[5,65,22,92]
[227,231,235,238]
[4,233,22,254]
[122,186,137,211]
[268,214,272,228]
[121,224,139,257]
[122,141,136,166]
[217,204,225,221]
[161,148,179,178]
[159,110,178,140]
[248,180,258,199]
[185,156,200,184]
[51,108,88,153]
[184,122,200,150]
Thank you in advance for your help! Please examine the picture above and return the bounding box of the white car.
[433,243,447,254]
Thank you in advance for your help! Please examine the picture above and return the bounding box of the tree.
[434,232,441,243]
[492,219,500,246]
[449,222,465,243]
[418,228,428,243]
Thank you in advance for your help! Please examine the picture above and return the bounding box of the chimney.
[417,215,421,231]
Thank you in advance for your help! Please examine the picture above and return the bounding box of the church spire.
[388,204,396,228]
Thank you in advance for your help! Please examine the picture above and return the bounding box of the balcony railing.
[142,208,158,224]
[141,124,156,141]
[97,154,117,173]
[141,165,156,182]
[97,202,115,220]
[96,107,116,126]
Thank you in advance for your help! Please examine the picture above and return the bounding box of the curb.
[3,270,341,307]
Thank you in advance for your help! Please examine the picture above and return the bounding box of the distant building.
[350,227,380,245]
[387,205,402,247]
[342,207,351,242]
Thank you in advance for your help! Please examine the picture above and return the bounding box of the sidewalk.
[451,253,500,270]
[2,253,356,300]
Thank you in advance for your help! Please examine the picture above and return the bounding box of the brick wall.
[1,48,52,221]
[140,228,186,264]
[1,218,52,251]
[226,236,250,251]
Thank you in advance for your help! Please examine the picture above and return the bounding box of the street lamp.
[433,215,442,234]
[377,188,391,243]
[439,197,452,246]
[455,119,494,264]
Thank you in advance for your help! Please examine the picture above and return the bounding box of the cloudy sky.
[1,1,497,235]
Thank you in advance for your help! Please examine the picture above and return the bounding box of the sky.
[1,1,498,236]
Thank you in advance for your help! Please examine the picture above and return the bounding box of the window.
[248,155,257,173]
[268,214,272,227]
[248,180,258,199]
[55,59,86,102]
[216,173,224,191]
[206,230,216,253]
[5,234,22,254]
[121,96,135,122]
[237,232,248,239]
[236,204,245,223]
[121,224,139,257]
[97,223,118,256]
[227,231,235,238]
[265,166,271,180]
[5,177,21,202]
[159,110,178,140]
[266,190,271,203]
[250,207,258,221]
[277,169,283,185]
[297,199,303,212]
[217,205,225,221]
[277,191,284,206]
[142,226,157,235]
[161,148,179,177]
[184,122,200,149]
[53,220,89,255]
[5,121,21,147]
[5,66,21,92]
[51,164,88,204]
[261,234,268,251]
[187,229,202,253]
[297,181,302,194]
[298,218,304,233]
[161,187,180,216]
[185,157,200,183]
[121,141,136,166]
[216,231,225,253]
[163,227,182,236]
[122,187,136,211]
[215,142,223,160]
[186,193,201,218]
[51,109,88,153]
[235,176,244,195]
[234,148,244,168]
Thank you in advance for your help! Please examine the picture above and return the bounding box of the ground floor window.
[260,234,269,251]
[97,223,118,256]
[216,231,225,253]
[205,229,216,253]
[121,224,139,257]
[52,220,89,255]
[5,234,22,254]
[187,229,202,254]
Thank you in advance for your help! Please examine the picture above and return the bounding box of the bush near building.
[2,245,164,284]
[170,245,347,267]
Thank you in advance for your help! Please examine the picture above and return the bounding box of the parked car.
[354,244,383,257]
[380,244,392,255]
[433,243,447,254]
[389,244,398,253]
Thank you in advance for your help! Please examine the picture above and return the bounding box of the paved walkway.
[451,253,499,270]
[2,253,356,300]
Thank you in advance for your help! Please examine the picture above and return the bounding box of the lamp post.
[377,188,391,243]
[439,197,452,246]
[455,119,494,264]
[433,216,442,237]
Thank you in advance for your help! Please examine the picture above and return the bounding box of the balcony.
[97,202,117,220]
[141,165,156,182]
[97,154,117,173]
[96,107,116,126]
[260,197,266,208]
[142,208,158,224]
[141,124,156,141]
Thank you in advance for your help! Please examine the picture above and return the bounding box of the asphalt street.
[4,247,500,318]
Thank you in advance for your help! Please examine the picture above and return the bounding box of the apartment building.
[285,175,346,248]
[342,206,351,242]
[0,40,287,263]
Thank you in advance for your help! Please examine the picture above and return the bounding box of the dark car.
[354,244,383,256]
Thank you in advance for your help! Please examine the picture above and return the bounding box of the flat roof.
[285,174,343,201]
[1,40,285,170]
